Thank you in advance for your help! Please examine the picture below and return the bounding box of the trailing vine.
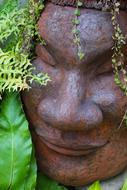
[110,1,127,127]
[0,0,50,97]
[111,1,126,93]
[71,0,127,127]
[72,0,85,60]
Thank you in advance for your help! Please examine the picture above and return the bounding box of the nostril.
[78,102,103,128]
[91,91,116,113]
[91,91,116,108]
[37,98,56,123]
[37,98,103,130]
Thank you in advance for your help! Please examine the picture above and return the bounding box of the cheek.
[89,75,127,119]
[28,58,64,102]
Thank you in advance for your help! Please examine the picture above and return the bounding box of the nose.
[38,71,103,131]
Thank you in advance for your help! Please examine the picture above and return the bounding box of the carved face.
[22,3,127,186]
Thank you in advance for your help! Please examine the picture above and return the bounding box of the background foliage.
[0,91,37,190]
[0,0,50,95]
[36,173,68,190]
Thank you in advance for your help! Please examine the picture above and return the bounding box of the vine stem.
[118,109,127,129]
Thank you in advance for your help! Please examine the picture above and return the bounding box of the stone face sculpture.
[22,0,127,186]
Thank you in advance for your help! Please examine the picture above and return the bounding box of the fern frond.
[0,0,50,94]
[0,48,50,92]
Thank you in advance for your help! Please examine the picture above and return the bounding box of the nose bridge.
[58,70,84,113]
[38,71,85,127]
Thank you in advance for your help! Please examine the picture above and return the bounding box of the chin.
[33,128,127,186]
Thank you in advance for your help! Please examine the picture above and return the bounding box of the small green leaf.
[121,179,127,190]
[88,181,103,190]
[74,9,80,16]
[78,51,85,60]
[72,28,80,34]
[115,2,120,7]
[77,1,83,7]
[73,38,80,43]
[72,19,80,25]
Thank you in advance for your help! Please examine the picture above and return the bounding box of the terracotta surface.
[22,3,127,186]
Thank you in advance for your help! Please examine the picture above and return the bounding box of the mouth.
[35,123,109,156]
[40,138,105,156]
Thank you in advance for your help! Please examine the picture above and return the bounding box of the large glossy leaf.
[36,173,68,190]
[0,91,36,190]
[24,148,37,190]
[88,181,103,190]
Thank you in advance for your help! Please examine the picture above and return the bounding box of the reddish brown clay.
[22,3,127,186]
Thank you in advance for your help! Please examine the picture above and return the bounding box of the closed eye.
[35,44,56,66]
[96,61,113,76]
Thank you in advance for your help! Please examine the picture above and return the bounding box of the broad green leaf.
[36,173,68,190]
[88,181,103,190]
[121,179,127,190]
[24,148,37,190]
[0,91,36,190]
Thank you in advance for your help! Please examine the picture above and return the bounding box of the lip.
[40,138,105,156]
[35,124,109,156]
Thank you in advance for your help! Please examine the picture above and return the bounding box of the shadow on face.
[22,3,127,186]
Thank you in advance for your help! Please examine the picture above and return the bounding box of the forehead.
[38,3,127,64]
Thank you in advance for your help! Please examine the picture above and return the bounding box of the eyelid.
[36,44,56,66]
[96,62,113,76]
